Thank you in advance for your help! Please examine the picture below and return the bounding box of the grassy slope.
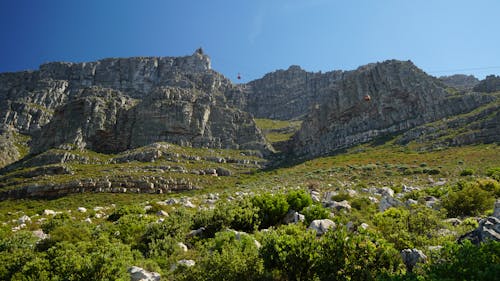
[1,142,497,221]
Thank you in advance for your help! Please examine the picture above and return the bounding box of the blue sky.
[1,0,499,82]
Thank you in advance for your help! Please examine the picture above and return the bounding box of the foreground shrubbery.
[0,186,498,281]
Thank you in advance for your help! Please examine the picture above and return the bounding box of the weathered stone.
[128,266,161,281]
[459,216,500,245]
[328,200,352,212]
[309,219,336,235]
[379,196,402,212]
[177,242,188,252]
[283,210,305,224]
[171,259,196,271]
[401,248,427,273]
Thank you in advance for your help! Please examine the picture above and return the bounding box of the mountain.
[0,49,271,168]
[281,60,496,159]
[0,51,499,198]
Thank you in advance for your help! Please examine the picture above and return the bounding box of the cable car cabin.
[363,95,371,101]
[237,73,241,80]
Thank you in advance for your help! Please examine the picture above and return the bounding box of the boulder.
[459,216,500,245]
[128,266,161,281]
[171,259,196,271]
[43,209,57,216]
[177,242,188,252]
[283,210,305,224]
[401,248,427,273]
[379,196,402,212]
[309,219,336,235]
[18,215,31,224]
[329,200,352,212]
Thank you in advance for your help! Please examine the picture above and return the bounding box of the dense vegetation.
[0,142,499,280]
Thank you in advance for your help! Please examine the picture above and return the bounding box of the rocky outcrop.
[401,248,427,273]
[289,60,496,159]
[459,201,500,245]
[473,75,500,93]
[439,74,479,90]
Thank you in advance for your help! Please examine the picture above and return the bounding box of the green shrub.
[286,190,313,212]
[107,205,145,222]
[41,213,71,233]
[460,168,474,176]
[331,192,351,202]
[176,231,264,281]
[486,167,500,181]
[442,182,495,217]
[251,193,289,229]
[426,240,500,280]
[260,224,320,281]
[302,204,331,225]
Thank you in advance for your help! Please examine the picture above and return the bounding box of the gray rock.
[309,219,336,235]
[444,218,462,226]
[401,248,427,273]
[329,200,352,212]
[379,196,402,212]
[283,210,305,224]
[18,215,31,224]
[128,266,161,281]
[177,242,188,252]
[494,200,500,219]
[156,210,169,217]
[43,209,56,216]
[459,216,500,245]
[171,259,196,271]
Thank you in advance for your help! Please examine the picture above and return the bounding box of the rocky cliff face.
[229,65,342,120]
[0,49,271,165]
[289,60,496,158]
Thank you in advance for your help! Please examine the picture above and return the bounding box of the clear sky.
[1,0,499,82]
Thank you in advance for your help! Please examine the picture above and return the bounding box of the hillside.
[0,51,499,280]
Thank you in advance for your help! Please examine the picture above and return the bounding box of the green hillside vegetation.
[0,141,499,280]
[254,118,302,144]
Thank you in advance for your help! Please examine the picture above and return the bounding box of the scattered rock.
[77,207,87,213]
[401,248,427,273]
[379,196,402,212]
[283,210,305,224]
[43,209,56,216]
[459,216,500,245]
[156,210,169,217]
[309,219,336,236]
[328,200,352,212]
[32,229,49,240]
[177,242,188,252]
[187,227,205,238]
[128,266,161,281]
[18,215,31,225]
[444,218,462,226]
[171,259,196,271]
